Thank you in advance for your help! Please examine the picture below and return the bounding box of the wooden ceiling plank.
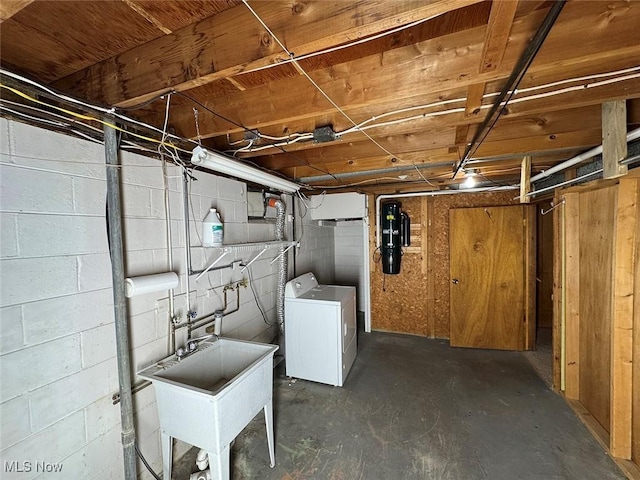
[230,2,492,91]
[0,0,33,22]
[53,0,484,108]
[207,72,639,156]
[474,128,603,158]
[1,1,168,82]
[269,127,603,178]
[480,0,519,73]
[454,124,470,147]
[287,150,581,182]
[211,74,640,165]
[123,0,173,34]
[162,2,640,140]
[126,1,242,33]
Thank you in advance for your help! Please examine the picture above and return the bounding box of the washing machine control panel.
[285,272,318,298]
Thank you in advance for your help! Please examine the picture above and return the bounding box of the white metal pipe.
[375,186,517,248]
[530,127,640,183]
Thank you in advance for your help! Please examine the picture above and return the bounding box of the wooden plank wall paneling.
[578,186,618,433]
[610,178,637,458]
[564,192,581,400]
[370,191,517,338]
[552,194,563,391]
[559,177,640,475]
[634,178,640,465]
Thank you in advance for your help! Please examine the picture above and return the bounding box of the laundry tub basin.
[138,338,279,479]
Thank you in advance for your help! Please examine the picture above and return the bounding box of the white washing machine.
[284,272,357,387]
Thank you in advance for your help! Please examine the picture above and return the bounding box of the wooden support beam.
[0,0,33,22]
[610,178,637,459]
[450,124,470,154]
[465,83,486,116]
[564,193,580,400]
[480,0,519,73]
[602,100,628,179]
[520,155,532,203]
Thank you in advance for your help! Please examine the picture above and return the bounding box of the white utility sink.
[138,338,279,480]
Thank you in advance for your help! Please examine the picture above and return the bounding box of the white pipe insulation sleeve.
[124,272,179,298]
[529,126,640,183]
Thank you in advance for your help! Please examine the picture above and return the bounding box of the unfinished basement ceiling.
[1,0,639,193]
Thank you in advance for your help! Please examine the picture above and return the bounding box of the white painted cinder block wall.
[293,198,335,283]
[0,118,306,479]
[333,220,366,312]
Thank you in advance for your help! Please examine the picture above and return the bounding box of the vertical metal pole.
[183,173,192,340]
[104,119,137,479]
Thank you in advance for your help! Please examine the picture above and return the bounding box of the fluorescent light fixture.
[191,146,300,193]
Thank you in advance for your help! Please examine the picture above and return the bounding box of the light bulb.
[462,176,476,189]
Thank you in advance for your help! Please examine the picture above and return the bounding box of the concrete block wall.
[293,198,335,284]
[0,118,287,479]
[334,220,367,312]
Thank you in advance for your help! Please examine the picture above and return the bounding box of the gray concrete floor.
[173,331,624,480]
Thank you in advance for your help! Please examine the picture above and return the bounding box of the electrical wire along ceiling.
[0,0,639,193]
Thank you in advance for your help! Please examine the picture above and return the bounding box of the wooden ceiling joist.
[0,0,33,22]
[156,1,640,140]
[1,0,639,194]
[480,0,519,73]
[52,0,484,108]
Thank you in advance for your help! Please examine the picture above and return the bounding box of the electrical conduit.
[104,119,137,479]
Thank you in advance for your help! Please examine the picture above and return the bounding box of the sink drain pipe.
[104,120,137,479]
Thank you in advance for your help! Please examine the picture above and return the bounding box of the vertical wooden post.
[610,178,637,459]
[564,193,580,399]
[602,100,628,179]
[520,155,532,203]
[422,197,436,338]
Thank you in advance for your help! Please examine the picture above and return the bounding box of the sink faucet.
[176,333,218,361]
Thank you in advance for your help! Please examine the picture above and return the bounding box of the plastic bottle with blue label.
[202,208,223,247]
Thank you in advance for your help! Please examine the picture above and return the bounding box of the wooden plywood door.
[579,186,617,433]
[450,205,527,350]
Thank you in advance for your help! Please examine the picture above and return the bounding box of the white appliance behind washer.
[284,272,357,387]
